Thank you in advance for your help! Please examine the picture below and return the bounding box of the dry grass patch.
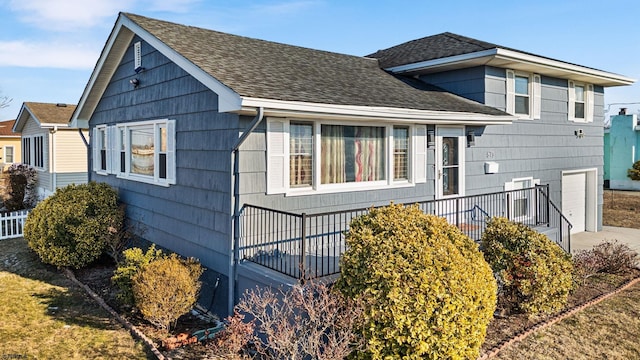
[0,237,151,360]
[493,281,640,359]
[603,190,640,229]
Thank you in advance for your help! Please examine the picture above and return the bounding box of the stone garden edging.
[64,268,167,360]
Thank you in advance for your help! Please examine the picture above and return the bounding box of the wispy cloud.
[142,0,201,13]
[0,41,99,69]
[8,0,129,31]
[250,0,321,16]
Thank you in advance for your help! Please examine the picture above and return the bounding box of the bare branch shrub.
[573,240,639,284]
[206,311,255,359]
[236,280,363,360]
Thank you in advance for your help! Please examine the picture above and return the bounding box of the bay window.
[393,127,409,181]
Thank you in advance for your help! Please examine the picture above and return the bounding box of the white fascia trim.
[240,97,515,125]
[71,18,134,129]
[387,48,635,86]
[70,14,243,128]
[494,49,635,85]
[387,49,498,74]
[120,17,242,112]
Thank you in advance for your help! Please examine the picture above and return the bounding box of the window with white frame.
[506,70,541,120]
[267,118,426,195]
[4,145,14,164]
[505,177,539,220]
[92,119,176,186]
[22,135,44,168]
[568,81,594,122]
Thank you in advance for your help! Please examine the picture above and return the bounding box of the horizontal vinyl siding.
[418,66,487,104]
[56,172,88,188]
[53,130,88,173]
[0,138,22,168]
[90,36,235,282]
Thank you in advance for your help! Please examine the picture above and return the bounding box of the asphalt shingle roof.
[0,120,19,136]
[367,32,499,69]
[125,14,507,116]
[24,102,77,125]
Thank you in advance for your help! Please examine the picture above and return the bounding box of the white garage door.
[562,172,586,234]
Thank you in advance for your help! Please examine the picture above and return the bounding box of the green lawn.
[0,237,152,360]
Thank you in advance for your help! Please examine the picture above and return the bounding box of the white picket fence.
[0,210,29,240]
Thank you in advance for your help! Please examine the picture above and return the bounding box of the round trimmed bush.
[132,254,203,330]
[336,203,497,359]
[24,182,123,269]
[481,217,575,316]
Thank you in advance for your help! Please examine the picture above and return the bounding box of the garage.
[562,169,597,234]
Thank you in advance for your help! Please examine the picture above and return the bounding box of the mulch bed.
[73,255,640,359]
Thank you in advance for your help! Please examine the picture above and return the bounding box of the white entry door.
[436,127,465,199]
[562,172,587,233]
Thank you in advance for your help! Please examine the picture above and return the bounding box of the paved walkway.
[571,226,640,253]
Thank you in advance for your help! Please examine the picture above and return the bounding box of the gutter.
[228,107,264,315]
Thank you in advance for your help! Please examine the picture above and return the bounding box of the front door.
[436,127,465,199]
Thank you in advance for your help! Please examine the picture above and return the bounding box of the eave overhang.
[70,13,242,129]
[238,97,515,125]
[386,48,635,87]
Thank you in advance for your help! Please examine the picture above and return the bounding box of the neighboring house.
[604,108,640,190]
[14,102,88,198]
[69,13,634,315]
[0,120,21,170]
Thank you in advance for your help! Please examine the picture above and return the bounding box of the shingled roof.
[367,32,500,69]
[15,102,77,132]
[122,14,506,116]
[366,33,634,88]
[0,120,19,137]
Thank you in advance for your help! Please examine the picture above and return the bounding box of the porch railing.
[238,185,571,279]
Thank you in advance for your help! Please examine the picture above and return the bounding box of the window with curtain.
[4,146,14,163]
[289,122,313,187]
[394,127,409,180]
[321,125,385,184]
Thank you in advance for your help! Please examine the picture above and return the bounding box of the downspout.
[77,128,91,182]
[50,126,58,192]
[229,107,264,316]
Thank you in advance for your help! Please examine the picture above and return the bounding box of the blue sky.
[0,0,638,120]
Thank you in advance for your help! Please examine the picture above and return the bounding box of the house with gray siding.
[70,13,633,316]
[14,102,88,198]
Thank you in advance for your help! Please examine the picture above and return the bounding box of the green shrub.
[112,245,165,306]
[336,203,497,360]
[481,217,575,317]
[132,254,203,331]
[628,160,640,180]
[24,182,123,269]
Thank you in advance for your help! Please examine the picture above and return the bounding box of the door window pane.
[442,137,459,196]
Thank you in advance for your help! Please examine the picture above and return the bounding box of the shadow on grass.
[32,287,122,331]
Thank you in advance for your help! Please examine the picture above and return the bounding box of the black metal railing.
[238,185,572,279]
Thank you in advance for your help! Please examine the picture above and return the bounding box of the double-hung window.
[22,135,44,168]
[4,145,14,164]
[568,81,594,122]
[506,70,541,120]
[92,119,176,186]
[505,177,540,221]
[267,119,426,195]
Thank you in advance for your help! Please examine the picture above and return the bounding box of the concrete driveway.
[571,226,640,254]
